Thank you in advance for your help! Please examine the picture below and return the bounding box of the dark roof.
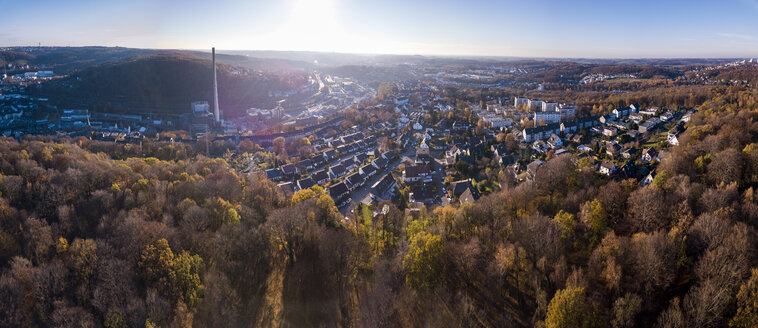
[297,177,315,190]
[492,144,508,155]
[324,149,337,158]
[524,123,561,134]
[346,173,365,186]
[500,155,517,165]
[410,183,435,201]
[373,157,388,169]
[576,116,599,124]
[310,155,325,165]
[360,164,376,175]
[341,157,357,167]
[328,182,349,198]
[330,164,346,177]
[450,180,474,197]
[265,168,282,180]
[372,174,397,195]
[297,159,313,168]
[405,164,431,178]
[281,163,297,175]
[312,170,329,183]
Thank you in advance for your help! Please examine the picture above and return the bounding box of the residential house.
[547,134,563,148]
[532,140,549,153]
[491,144,508,158]
[606,143,621,158]
[641,148,659,162]
[310,155,326,168]
[328,182,350,208]
[641,171,655,186]
[265,168,282,182]
[522,123,561,142]
[345,172,365,191]
[449,179,479,200]
[667,130,680,146]
[409,182,436,204]
[621,147,638,159]
[297,159,313,171]
[359,165,377,179]
[603,127,618,137]
[560,121,578,133]
[329,139,344,148]
[323,149,338,162]
[329,164,347,179]
[372,157,389,170]
[341,157,358,171]
[281,163,298,176]
[296,177,315,191]
[640,107,658,116]
[403,164,432,183]
[638,120,658,134]
[371,174,397,200]
[312,170,330,185]
[575,116,599,129]
[599,161,616,176]
[459,188,479,204]
[355,153,368,164]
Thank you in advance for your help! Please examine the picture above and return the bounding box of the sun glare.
[274,0,343,52]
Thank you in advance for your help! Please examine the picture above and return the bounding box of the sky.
[1,0,757,58]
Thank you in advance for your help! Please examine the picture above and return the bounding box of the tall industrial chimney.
[212,47,220,123]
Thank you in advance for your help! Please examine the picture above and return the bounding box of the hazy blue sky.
[1,0,757,57]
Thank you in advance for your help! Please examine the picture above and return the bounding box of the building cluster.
[262,130,400,210]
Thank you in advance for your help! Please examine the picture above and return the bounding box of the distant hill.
[32,55,308,115]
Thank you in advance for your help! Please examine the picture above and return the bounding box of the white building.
[533,111,562,124]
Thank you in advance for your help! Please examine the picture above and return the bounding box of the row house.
[359,164,377,179]
[328,182,351,208]
[345,172,366,191]
[312,170,330,185]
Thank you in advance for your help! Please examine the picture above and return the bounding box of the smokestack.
[212,47,220,123]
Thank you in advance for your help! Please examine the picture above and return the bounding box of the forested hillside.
[31,55,308,115]
[2,86,758,327]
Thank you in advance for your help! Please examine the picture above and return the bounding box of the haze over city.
[2,0,758,57]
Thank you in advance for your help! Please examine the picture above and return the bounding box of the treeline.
[1,87,758,327]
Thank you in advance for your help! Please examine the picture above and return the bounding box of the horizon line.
[2,44,757,61]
